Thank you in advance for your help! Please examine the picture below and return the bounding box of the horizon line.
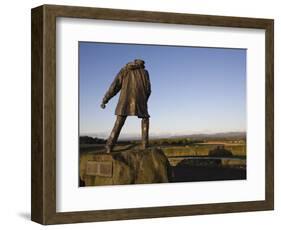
[80,130,246,136]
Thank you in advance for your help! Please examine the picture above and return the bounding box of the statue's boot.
[105,115,127,153]
[141,118,149,149]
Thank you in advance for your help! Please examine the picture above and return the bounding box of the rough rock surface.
[80,147,171,186]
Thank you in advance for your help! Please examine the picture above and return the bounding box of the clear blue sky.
[79,42,246,138]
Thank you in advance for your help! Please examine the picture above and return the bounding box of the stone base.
[80,147,171,186]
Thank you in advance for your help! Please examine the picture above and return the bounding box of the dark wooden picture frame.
[31,4,274,225]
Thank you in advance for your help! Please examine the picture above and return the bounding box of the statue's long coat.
[102,62,151,118]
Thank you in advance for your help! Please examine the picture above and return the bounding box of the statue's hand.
[100,103,106,109]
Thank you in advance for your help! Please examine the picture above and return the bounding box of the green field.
[161,144,245,157]
[80,136,246,157]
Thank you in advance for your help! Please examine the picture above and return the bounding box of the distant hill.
[170,132,246,140]
[80,132,246,141]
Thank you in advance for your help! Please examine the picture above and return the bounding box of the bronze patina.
[101,59,151,153]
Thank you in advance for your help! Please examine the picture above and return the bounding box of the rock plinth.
[80,148,171,186]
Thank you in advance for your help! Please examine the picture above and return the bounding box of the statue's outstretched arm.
[101,69,123,109]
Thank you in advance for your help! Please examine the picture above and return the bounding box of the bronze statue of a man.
[101,59,151,153]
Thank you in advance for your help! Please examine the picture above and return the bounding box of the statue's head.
[134,59,145,66]
[125,59,145,70]
[134,59,145,69]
